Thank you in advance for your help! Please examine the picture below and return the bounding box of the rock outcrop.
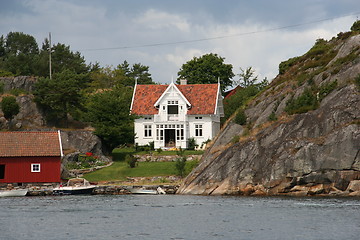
[178,33,360,196]
[60,130,111,178]
[0,76,37,93]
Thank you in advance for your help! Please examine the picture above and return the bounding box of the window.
[144,125,152,137]
[0,165,5,179]
[31,164,41,172]
[195,124,203,137]
[195,116,203,120]
[168,105,178,114]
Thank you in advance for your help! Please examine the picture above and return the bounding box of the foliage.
[268,111,277,121]
[1,96,20,120]
[355,74,360,90]
[318,80,338,101]
[223,85,260,121]
[84,85,134,150]
[0,32,92,77]
[117,61,154,86]
[234,109,247,125]
[285,88,318,115]
[177,53,234,92]
[279,56,301,75]
[175,155,187,177]
[34,70,88,125]
[88,62,154,91]
[1,32,39,75]
[125,154,138,168]
[0,81,4,94]
[235,67,258,87]
[187,137,197,150]
[230,135,240,144]
[351,20,360,32]
[67,153,104,170]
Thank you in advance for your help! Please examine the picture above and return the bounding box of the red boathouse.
[0,131,63,184]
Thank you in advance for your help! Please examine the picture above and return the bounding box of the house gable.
[154,82,191,108]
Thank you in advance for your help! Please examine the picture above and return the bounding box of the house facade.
[130,80,224,149]
[0,131,63,184]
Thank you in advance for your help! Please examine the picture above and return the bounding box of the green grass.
[112,147,203,161]
[83,160,198,183]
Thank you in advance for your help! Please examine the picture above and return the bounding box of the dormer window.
[168,105,178,114]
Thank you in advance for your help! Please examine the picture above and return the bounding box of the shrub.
[279,56,301,75]
[268,111,277,121]
[351,20,360,32]
[125,154,138,168]
[1,96,20,120]
[285,88,318,115]
[0,82,4,94]
[355,74,360,90]
[187,137,197,150]
[175,156,187,177]
[234,110,247,125]
[230,135,240,144]
[318,80,338,101]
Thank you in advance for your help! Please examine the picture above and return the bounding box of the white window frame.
[144,125,152,138]
[195,124,203,137]
[31,163,41,173]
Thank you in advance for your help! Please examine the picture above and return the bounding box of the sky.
[1,0,359,85]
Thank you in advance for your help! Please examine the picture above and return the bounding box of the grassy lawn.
[83,160,198,183]
[111,147,203,161]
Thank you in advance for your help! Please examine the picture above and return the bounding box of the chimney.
[180,79,187,85]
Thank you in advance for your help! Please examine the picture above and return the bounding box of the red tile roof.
[131,84,219,115]
[0,131,62,157]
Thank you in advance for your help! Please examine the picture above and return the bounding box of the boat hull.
[0,189,28,197]
[53,186,95,195]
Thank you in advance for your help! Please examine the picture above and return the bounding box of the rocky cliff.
[178,33,360,196]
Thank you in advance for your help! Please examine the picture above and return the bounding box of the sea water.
[0,195,359,240]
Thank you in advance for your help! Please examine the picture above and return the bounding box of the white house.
[130,80,224,149]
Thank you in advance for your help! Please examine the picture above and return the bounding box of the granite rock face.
[178,34,360,196]
[0,76,37,93]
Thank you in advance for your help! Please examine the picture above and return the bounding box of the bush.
[351,20,360,32]
[125,154,138,168]
[175,156,186,177]
[268,111,277,121]
[279,56,301,75]
[234,110,247,125]
[285,88,318,115]
[187,137,197,150]
[1,96,20,120]
[318,80,338,101]
[0,82,4,94]
[355,74,360,90]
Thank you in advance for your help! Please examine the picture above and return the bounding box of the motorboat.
[0,188,28,197]
[129,186,166,195]
[53,178,96,195]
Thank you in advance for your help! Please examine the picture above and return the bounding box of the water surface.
[1,195,359,240]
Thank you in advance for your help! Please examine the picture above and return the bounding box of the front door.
[165,129,176,147]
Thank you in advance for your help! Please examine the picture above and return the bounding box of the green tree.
[1,32,39,75]
[177,53,234,91]
[49,43,89,75]
[1,96,20,120]
[236,67,258,88]
[34,70,88,125]
[351,20,360,32]
[117,61,154,86]
[84,85,135,150]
